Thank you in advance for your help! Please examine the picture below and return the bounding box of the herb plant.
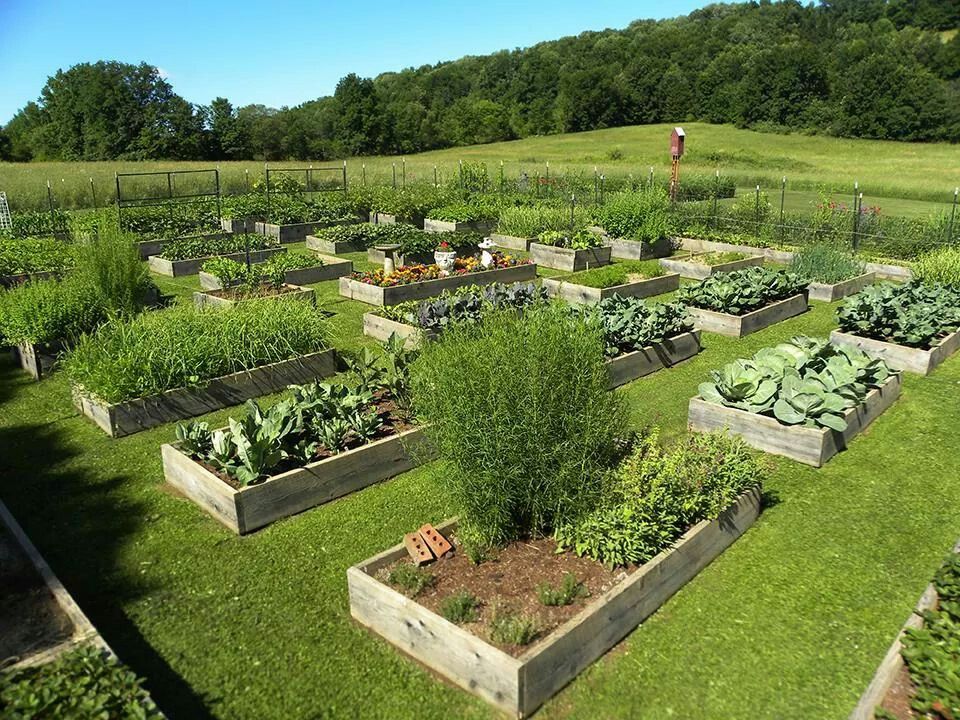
[440,592,481,624]
[387,563,435,598]
[537,573,588,606]
[490,609,540,646]
[912,246,960,289]
[789,243,866,284]
[536,228,604,249]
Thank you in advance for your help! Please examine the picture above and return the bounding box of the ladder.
[0,192,10,232]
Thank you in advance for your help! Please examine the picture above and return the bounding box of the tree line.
[2,0,959,163]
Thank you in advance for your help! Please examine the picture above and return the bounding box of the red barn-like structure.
[671,127,685,159]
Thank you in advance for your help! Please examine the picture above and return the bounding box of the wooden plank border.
[687,293,809,337]
[423,218,495,234]
[192,285,315,309]
[198,254,353,290]
[830,329,960,376]
[542,273,680,305]
[659,253,765,280]
[529,244,612,272]
[348,488,762,718]
[147,247,286,277]
[808,272,876,302]
[606,332,702,388]
[490,233,533,252]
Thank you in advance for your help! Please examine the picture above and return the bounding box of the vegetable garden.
[1,172,960,719]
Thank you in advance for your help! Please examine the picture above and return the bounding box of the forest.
[2,0,959,163]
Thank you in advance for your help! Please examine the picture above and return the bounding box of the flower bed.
[542,260,679,305]
[688,336,901,466]
[659,252,765,280]
[340,254,536,306]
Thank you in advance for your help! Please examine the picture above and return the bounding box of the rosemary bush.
[410,304,624,550]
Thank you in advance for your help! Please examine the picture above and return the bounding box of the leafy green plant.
[593,189,669,243]
[554,429,765,568]
[836,281,960,348]
[577,296,693,357]
[410,304,624,550]
[788,243,866,284]
[536,228,603,249]
[489,609,540,646]
[387,563,434,598]
[0,275,107,347]
[537,573,588,606]
[912,246,960,289]
[428,199,498,223]
[677,266,807,315]
[440,591,481,624]
[0,644,160,719]
[64,300,331,403]
[693,251,749,266]
[0,237,78,276]
[76,228,156,316]
[159,234,275,260]
[561,260,664,289]
[496,205,590,238]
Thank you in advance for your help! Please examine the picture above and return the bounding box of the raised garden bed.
[362,312,437,349]
[660,253,765,280]
[601,235,673,261]
[370,211,425,228]
[10,342,60,380]
[221,217,257,234]
[0,499,108,670]
[490,233,532,252]
[147,247,286,277]
[339,263,538,307]
[306,234,363,255]
[688,293,808,337]
[689,373,901,467]
[829,329,960,376]
[72,349,337,438]
[807,272,876,302]
[137,232,231,261]
[348,487,761,718]
[192,284,315,309]
[162,426,432,535]
[543,272,680,305]
[606,331,701,388]
[198,254,353,290]
[529,243,611,272]
[0,269,65,288]
[423,218,495,234]
[255,218,361,243]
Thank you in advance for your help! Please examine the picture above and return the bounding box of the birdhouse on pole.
[669,127,685,201]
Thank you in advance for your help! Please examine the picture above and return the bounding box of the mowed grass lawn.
[1,256,959,719]
[3,122,960,211]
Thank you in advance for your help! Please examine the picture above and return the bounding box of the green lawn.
[1,258,958,719]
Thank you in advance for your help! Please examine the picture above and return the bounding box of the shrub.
[563,260,663,289]
[440,591,481,624]
[789,243,866,284]
[913,246,960,289]
[554,430,765,567]
[0,275,105,347]
[63,300,331,403]
[410,304,624,550]
[537,573,588,606]
[836,281,960,348]
[594,189,669,243]
[496,205,590,238]
[677,266,807,315]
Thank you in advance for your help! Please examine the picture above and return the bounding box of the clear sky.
[0,0,710,124]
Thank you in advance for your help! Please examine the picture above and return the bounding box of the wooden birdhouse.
[671,127,685,159]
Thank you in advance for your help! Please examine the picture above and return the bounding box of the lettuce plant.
[677,266,807,315]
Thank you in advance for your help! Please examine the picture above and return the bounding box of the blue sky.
[0,0,709,124]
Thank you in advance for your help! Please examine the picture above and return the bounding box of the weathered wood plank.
[542,272,680,305]
[362,313,434,349]
[529,243,612,272]
[10,343,59,381]
[605,332,701,389]
[423,218,495,234]
[602,235,674,261]
[255,217,361,243]
[370,211,425,228]
[490,233,533,251]
[192,285,315,309]
[807,273,876,302]
[659,254,765,280]
[687,293,808,337]
[830,329,960,375]
[147,247,286,277]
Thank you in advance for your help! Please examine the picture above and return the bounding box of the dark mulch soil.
[0,524,72,664]
[879,664,919,719]
[382,534,635,657]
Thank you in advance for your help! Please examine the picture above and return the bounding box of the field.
[2,236,960,718]
[2,123,959,213]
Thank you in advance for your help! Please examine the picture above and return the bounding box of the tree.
[207,97,248,160]
[332,74,383,156]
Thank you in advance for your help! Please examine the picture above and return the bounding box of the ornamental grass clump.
[410,304,624,551]
[912,246,960,289]
[789,243,866,284]
[64,300,331,403]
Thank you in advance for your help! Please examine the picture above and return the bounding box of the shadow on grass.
[0,418,215,720]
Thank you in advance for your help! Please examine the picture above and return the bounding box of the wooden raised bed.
[339,263,538,307]
[423,218,495,234]
[221,217,257,234]
[136,232,230,261]
[688,373,901,467]
[606,331,701,388]
[306,234,364,255]
[147,247,286,277]
[542,272,680,305]
[830,329,960,376]
[10,342,59,380]
[529,243,611,272]
[198,254,353,290]
[0,269,66,288]
[688,293,808,338]
[162,426,432,534]
[807,272,876,302]
[659,253,765,280]
[370,211,425,228]
[490,233,533,252]
[72,349,337,438]
[362,313,436,349]
[255,217,360,243]
[863,260,913,282]
[602,235,674,261]
[192,284,315,309]
[349,487,761,718]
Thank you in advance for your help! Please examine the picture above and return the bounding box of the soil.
[207,283,304,301]
[624,272,653,283]
[381,533,635,657]
[199,393,416,490]
[0,522,73,665]
[879,665,919,719]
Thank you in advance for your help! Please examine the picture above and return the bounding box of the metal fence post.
[779,176,786,247]
[569,194,576,236]
[46,181,56,235]
[755,184,761,241]
[949,187,958,243]
[434,165,438,188]
[392,163,397,190]
[89,178,97,209]
[648,167,654,190]
[713,170,719,229]
[362,163,366,187]
[852,182,858,252]
[600,175,605,205]
[401,158,406,189]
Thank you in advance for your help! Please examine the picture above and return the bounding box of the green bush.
[159,234,275,260]
[594,189,669,243]
[496,205,590,238]
[74,228,155,316]
[64,300,331,403]
[913,246,960,289]
[554,430,765,567]
[0,644,159,719]
[0,275,105,347]
[489,610,540,646]
[440,591,481,623]
[789,243,866,284]
[410,304,624,550]
[0,237,77,276]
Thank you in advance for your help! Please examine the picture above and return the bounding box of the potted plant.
[434,239,457,274]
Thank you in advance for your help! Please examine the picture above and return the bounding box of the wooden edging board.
[659,253,765,280]
[490,233,532,251]
[192,285,315,309]
[0,269,67,288]
[601,235,674,261]
[255,217,361,243]
[807,272,876,302]
[542,272,680,305]
[339,263,538,307]
[0,499,109,670]
[362,313,436,349]
[72,349,337,438]
[198,254,353,290]
[305,235,362,255]
[688,373,902,467]
[529,243,612,272]
[830,329,960,376]
[370,211,425,228]
[147,247,286,277]
[11,343,59,380]
[423,218,495,234]
[162,426,433,534]
[221,217,257,234]
[848,539,960,720]
[687,293,808,338]
[606,332,701,388]
[348,487,762,718]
